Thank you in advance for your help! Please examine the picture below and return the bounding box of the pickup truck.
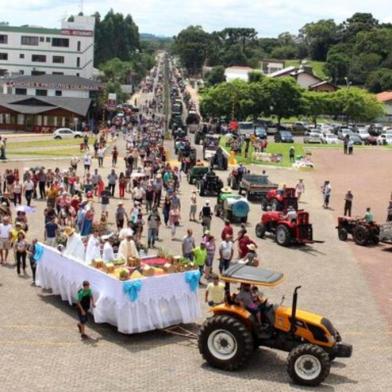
[238,174,279,201]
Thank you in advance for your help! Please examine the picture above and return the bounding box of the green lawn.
[220,136,304,167]
[284,59,327,80]
[6,137,95,150]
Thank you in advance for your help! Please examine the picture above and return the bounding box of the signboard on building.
[61,29,94,37]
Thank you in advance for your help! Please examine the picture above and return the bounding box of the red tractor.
[262,187,298,212]
[336,217,380,246]
[255,210,317,246]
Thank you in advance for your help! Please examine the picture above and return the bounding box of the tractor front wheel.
[255,223,266,238]
[353,225,369,246]
[276,224,291,246]
[287,344,331,386]
[198,315,254,371]
[338,228,348,241]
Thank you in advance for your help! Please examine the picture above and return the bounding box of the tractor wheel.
[372,235,380,245]
[353,225,369,246]
[338,228,348,241]
[276,225,291,246]
[255,223,266,238]
[287,344,331,386]
[198,315,254,371]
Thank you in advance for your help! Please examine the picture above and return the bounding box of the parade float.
[36,244,201,334]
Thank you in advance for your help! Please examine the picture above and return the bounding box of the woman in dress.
[81,205,94,237]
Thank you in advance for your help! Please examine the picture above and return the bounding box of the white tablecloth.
[36,245,200,334]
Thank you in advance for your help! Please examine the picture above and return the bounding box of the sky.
[1,0,392,37]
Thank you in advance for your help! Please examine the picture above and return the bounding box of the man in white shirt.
[0,215,12,264]
[118,230,139,261]
[218,234,234,273]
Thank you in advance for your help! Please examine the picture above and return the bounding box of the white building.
[1,74,103,99]
[0,16,95,79]
[224,66,254,82]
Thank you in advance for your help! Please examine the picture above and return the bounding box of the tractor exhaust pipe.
[290,286,302,335]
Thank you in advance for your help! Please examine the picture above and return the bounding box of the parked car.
[53,128,83,139]
[321,133,339,144]
[238,122,254,137]
[274,130,294,143]
[291,121,309,134]
[304,131,322,144]
[337,127,354,140]
[356,127,370,141]
[377,132,392,145]
[349,134,363,145]
[254,125,267,139]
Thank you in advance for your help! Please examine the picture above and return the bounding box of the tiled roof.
[376,91,392,103]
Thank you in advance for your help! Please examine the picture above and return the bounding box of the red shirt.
[238,235,255,258]
[221,225,233,240]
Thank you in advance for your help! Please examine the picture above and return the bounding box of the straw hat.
[63,227,75,236]
[247,243,257,251]
[221,186,232,193]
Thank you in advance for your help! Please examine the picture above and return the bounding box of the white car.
[356,127,370,141]
[53,128,83,140]
[321,133,339,144]
[377,133,392,145]
[304,131,322,143]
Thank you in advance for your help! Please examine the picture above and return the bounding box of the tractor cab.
[198,264,352,387]
[263,187,298,212]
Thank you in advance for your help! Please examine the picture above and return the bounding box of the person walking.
[343,134,349,154]
[322,181,332,209]
[295,179,305,201]
[115,202,128,230]
[97,146,105,167]
[182,229,195,260]
[200,201,212,232]
[189,191,197,221]
[28,238,38,285]
[387,193,392,222]
[289,145,295,163]
[169,206,180,240]
[118,172,126,199]
[344,190,353,217]
[219,234,234,273]
[15,231,28,275]
[107,169,118,197]
[147,208,161,248]
[23,177,34,207]
[348,138,354,155]
[112,146,118,167]
[162,195,171,226]
[76,280,95,339]
[192,242,207,285]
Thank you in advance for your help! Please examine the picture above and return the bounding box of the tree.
[302,91,329,124]
[219,28,258,53]
[366,68,392,93]
[348,53,382,85]
[270,45,297,59]
[341,13,379,41]
[94,9,140,66]
[353,29,392,61]
[173,26,211,75]
[324,52,351,84]
[248,71,264,83]
[262,77,303,123]
[331,87,384,122]
[299,19,339,61]
[205,66,226,86]
[100,58,133,83]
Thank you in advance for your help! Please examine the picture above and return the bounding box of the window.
[32,54,46,62]
[52,55,64,64]
[36,89,47,96]
[32,70,45,76]
[55,90,62,96]
[21,36,39,46]
[19,70,24,75]
[52,38,69,47]
[0,34,7,44]
[76,73,80,77]
[46,37,51,42]
[15,88,27,95]
[19,53,25,59]
[52,72,64,75]
[76,57,80,67]
[40,37,44,42]
[77,41,81,51]
[0,53,7,60]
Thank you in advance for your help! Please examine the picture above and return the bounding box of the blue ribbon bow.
[33,243,44,263]
[185,270,200,292]
[123,280,143,302]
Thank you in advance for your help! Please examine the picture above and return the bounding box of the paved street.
[0,126,391,391]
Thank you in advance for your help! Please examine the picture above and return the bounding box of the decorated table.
[36,245,201,334]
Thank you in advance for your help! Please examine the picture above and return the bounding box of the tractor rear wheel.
[255,223,266,238]
[276,225,291,246]
[353,225,369,246]
[338,228,348,241]
[198,315,254,371]
[287,344,330,386]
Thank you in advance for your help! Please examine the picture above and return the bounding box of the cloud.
[0,0,391,36]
